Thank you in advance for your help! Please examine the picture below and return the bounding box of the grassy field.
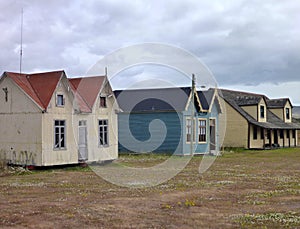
[0,148,299,228]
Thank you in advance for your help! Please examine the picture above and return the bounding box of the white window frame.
[99,119,109,147]
[198,118,207,143]
[260,105,265,119]
[186,118,196,143]
[286,107,290,120]
[54,120,66,150]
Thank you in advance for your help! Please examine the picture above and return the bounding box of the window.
[100,96,107,108]
[260,105,265,119]
[186,119,192,142]
[280,130,284,139]
[186,118,195,143]
[56,94,64,107]
[286,108,290,120]
[253,126,258,140]
[260,127,264,139]
[99,119,108,146]
[286,130,290,138]
[292,130,296,139]
[54,120,65,149]
[198,119,206,142]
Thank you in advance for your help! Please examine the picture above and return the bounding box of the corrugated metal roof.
[197,88,215,110]
[114,87,191,112]
[220,89,300,130]
[5,71,63,110]
[267,98,291,108]
[69,76,105,112]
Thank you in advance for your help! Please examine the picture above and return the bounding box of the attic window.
[286,108,290,120]
[56,94,64,107]
[260,105,265,119]
[100,96,107,108]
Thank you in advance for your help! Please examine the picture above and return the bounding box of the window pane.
[57,95,64,106]
[54,120,66,149]
[100,96,107,107]
[198,119,206,142]
[99,119,108,146]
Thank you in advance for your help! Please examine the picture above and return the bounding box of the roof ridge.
[71,75,105,79]
[114,86,191,92]
[220,88,265,97]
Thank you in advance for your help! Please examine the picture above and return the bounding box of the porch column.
[270,130,273,148]
[283,130,285,147]
[288,130,291,147]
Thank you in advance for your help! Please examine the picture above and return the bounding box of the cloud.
[0,0,299,103]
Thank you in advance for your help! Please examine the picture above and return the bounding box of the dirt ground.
[0,148,300,228]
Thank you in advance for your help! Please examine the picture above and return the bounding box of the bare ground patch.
[0,148,299,228]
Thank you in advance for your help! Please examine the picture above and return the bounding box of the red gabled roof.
[69,76,105,112]
[5,71,64,110]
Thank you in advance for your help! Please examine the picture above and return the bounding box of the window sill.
[53,148,67,151]
[198,141,207,144]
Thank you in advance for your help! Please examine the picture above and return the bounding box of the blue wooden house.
[114,87,221,155]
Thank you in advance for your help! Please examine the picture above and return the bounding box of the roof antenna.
[105,67,108,76]
[19,8,24,75]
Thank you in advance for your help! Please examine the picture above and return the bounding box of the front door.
[210,119,216,154]
[78,120,88,161]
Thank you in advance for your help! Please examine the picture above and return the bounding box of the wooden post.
[190,74,195,156]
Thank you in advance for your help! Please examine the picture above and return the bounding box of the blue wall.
[118,112,183,154]
[181,100,220,155]
[118,99,220,155]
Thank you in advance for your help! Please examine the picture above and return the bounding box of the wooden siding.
[221,98,248,148]
[0,77,43,165]
[241,105,257,121]
[118,112,183,154]
[248,124,264,148]
[270,108,283,121]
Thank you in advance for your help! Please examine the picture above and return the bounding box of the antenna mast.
[190,74,196,156]
[19,8,23,74]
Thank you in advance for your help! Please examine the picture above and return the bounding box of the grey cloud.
[0,0,299,102]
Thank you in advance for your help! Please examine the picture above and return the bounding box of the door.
[78,120,88,161]
[209,119,216,154]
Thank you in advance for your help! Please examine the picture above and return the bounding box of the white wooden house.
[0,71,118,166]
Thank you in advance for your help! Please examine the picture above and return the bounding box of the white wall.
[0,76,43,165]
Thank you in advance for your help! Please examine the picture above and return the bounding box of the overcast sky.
[1,0,299,105]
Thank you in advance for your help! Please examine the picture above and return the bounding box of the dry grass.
[0,148,299,228]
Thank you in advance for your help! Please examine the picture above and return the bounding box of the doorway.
[210,118,216,154]
[78,120,88,161]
